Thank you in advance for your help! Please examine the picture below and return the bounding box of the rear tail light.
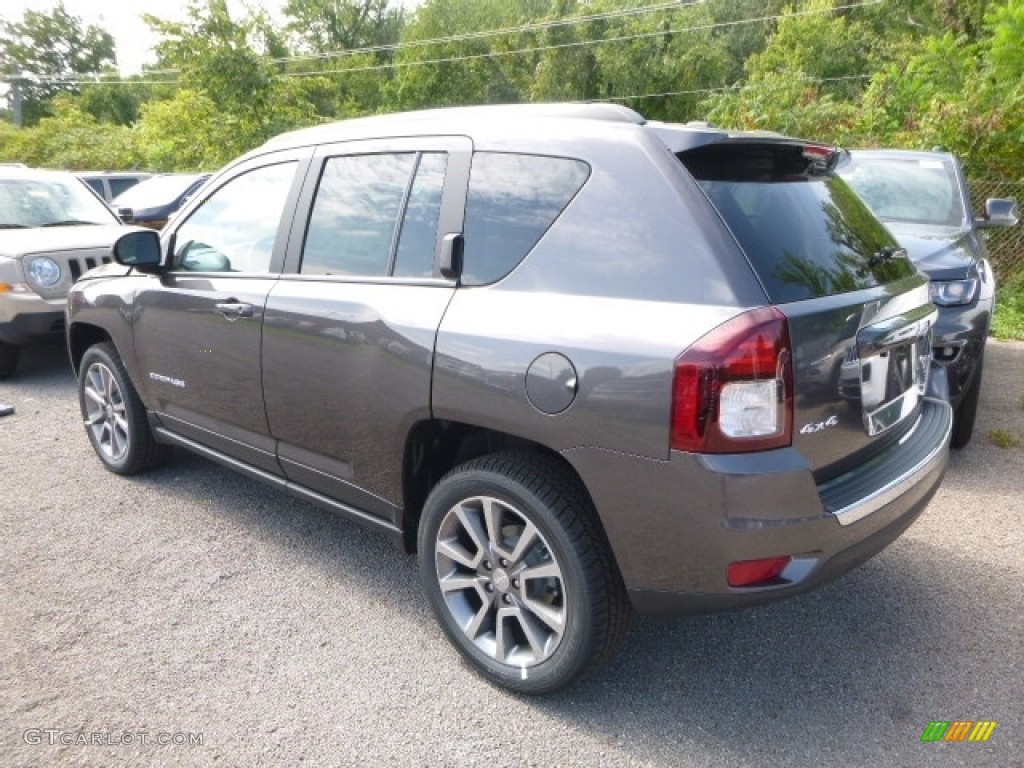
[671,307,793,453]
[727,556,793,587]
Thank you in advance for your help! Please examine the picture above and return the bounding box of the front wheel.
[418,452,631,694]
[78,342,172,474]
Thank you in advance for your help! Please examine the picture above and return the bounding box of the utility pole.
[11,71,28,127]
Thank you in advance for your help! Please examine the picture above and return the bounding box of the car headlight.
[27,256,62,288]
[930,278,978,306]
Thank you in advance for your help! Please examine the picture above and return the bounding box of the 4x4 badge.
[800,415,839,434]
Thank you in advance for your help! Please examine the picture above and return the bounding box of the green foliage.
[142,0,319,162]
[0,2,116,125]
[987,429,1020,449]
[0,97,142,169]
[703,0,876,141]
[284,0,404,52]
[992,272,1024,341]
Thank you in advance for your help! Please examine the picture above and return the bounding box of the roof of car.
[78,170,153,178]
[0,165,86,181]
[260,102,646,151]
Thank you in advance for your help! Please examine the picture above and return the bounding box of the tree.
[283,0,404,52]
[0,96,141,168]
[144,0,318,160]
[0,2,116,125]
[702,0,879,141]
[858,0,1024,178]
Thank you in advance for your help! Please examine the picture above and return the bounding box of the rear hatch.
[672,135,935,480]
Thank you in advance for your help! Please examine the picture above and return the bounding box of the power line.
[591,74,873,103]
[271,0,702,65]
[284,0,883,78]
[30,1,883,86]
[18,0,702,82]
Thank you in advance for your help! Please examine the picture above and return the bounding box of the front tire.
[0,341,19,380]
[78,342,172,474]
[951,351,984,450]
[418,452,631,694]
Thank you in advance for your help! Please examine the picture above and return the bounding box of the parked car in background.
[837,148,1019,448]
[0,166,126,379]
[112,172,212,229]
[78,171,152,202]
[67,104,952,694]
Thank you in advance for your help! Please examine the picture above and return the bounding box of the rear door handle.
[214,301,254,320]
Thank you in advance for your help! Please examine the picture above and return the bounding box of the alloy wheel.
[434,495,566,668]
[82,361,130,462]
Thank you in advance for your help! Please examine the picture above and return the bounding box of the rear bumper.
[563,397,952,614]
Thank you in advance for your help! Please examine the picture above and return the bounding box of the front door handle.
[214,301,254,320]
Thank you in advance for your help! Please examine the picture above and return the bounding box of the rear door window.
[462,153,589,286]
[302,152,449,278]
[681,142,914,303]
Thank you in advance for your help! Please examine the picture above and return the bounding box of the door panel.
[262,282,455,518]
[134,153,309,471]
[263,138,470,518]
[135,275,279,472]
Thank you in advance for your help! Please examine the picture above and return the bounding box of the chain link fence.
[968,179,1024,285]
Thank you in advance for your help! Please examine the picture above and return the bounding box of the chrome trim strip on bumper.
[832,398,952,527]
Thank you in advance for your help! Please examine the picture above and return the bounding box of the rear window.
[681,142,914,303]
[462,153,589,286]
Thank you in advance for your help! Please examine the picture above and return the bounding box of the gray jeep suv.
[67,104,952,694]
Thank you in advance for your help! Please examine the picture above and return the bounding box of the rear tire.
[418,451,631,695]
[0,341,19,380]
[78,342,172,474]
[951,352,984,450]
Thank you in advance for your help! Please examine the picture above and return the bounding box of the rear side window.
[682,143,914,303]
[302,152,448,278]
[462,153,589,286]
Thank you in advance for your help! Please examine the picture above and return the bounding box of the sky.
[1,1,289,74]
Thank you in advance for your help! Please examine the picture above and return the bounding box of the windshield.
[837,154,966,232]
[112,174,205,208]
[0,175,119,228]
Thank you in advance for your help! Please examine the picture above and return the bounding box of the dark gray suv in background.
[837,148,1019,448]
[67,104,952,694]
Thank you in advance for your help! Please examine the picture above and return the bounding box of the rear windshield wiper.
[867,246,906,268]
[0,223,30,229]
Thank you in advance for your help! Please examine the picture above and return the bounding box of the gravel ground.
[1,339,1022,768]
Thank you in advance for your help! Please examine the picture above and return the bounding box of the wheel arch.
[68,322,114,376]
[399,419,611,558]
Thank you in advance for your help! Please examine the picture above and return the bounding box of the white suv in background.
[0,166,126,378]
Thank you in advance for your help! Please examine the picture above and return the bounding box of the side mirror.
[113,229,163,274]
[117,206,134,224]
[976,198,1019,229]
